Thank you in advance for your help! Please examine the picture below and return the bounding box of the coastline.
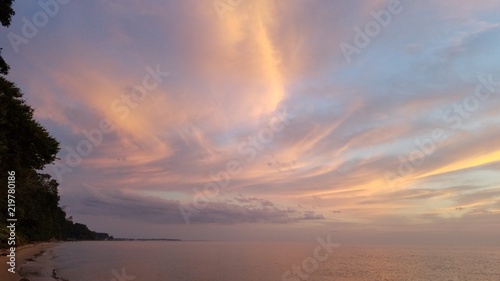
[0,243,56,281]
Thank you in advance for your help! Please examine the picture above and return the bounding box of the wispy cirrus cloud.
[1,0,499,244]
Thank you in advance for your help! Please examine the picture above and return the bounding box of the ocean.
[18,241,500,281]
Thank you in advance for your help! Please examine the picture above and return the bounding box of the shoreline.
[0,242,57,281]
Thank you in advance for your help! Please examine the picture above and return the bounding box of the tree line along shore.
[0,0,111,250]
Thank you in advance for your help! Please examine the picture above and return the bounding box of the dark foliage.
[0,1,110,248]
[0,0,14,27]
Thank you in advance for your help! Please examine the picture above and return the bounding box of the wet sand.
[0,243,56,281]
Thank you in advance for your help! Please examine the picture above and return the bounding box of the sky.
[1,0,500,246]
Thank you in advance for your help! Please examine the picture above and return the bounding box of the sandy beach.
[0,243,56,281]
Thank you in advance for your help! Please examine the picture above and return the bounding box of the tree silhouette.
[0,0,110,246]
[0,0,14,75]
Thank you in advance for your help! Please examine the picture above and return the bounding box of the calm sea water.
[19,241,500,281]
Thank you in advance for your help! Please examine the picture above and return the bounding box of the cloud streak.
[1,0,500,244]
